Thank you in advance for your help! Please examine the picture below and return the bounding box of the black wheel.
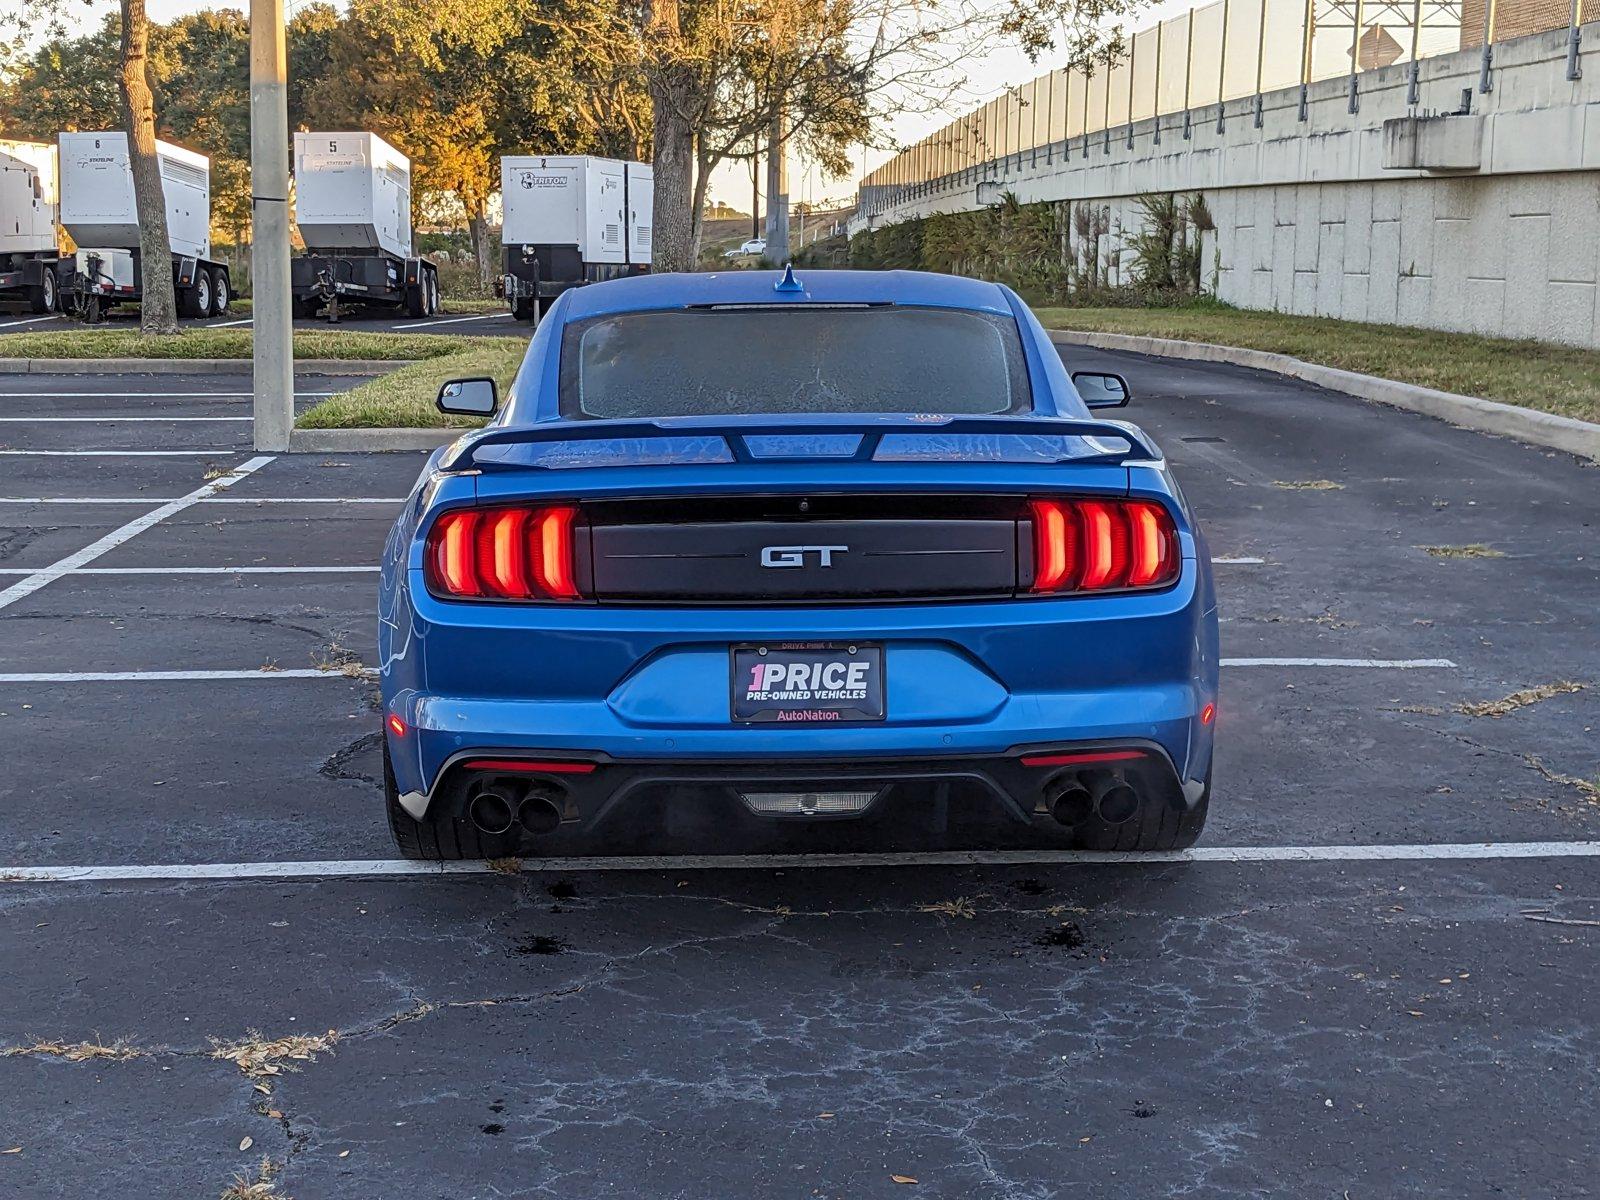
[29,267,57,314]
[1074,769,1210,852]
[209,268,230,316]
[179,269,211,319]
[291,296,319,320]
[383,739,514,861]
[424,268,439,316]
[511,298,537,322]
[405,279,425,318]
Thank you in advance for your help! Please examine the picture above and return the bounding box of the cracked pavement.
[0,355,1597,1198]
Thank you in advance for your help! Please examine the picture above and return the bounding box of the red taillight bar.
[425,503,582,601]
[460,759,597,774]
[1029,498,1179,594]
[1020,749,1147,768]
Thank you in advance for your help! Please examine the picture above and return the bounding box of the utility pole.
[750,151,760,241]
[764,114,789,260]
[250,0,293,451]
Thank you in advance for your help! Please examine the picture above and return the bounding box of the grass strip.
[1035,302,1600,425]
[296,338,528,429]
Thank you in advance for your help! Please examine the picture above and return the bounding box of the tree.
[119,0,178,332]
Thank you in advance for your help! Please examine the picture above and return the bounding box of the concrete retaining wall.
[854,24,1600,348]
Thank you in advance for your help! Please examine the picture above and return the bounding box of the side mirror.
[1072,371,1130,409]
[437,377,498,417]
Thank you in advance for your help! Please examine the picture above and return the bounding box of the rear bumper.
[381,559,1220,818]
[393,738,1205,828]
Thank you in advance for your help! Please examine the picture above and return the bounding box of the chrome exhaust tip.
[468,790,515,835]
[1046,783,1094,827]
[517,793,562,835]
[1092,780,1140,825]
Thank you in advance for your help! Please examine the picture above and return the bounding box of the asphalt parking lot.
[1,351,1597,1198]
[0,305,529,338]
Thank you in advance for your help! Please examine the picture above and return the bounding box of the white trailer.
[499,155,652,322]
[56,131,231,319]
[290,131,437,318]
[0,142,61,311]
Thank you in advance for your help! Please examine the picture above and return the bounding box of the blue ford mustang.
[378,268,1218,858]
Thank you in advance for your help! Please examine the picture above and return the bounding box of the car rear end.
[378,275,1218,857]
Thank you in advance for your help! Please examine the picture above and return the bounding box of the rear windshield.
[559,305,1031,419]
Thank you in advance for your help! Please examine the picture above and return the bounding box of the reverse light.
[1029,498,1179,594]
[425,504,582,601]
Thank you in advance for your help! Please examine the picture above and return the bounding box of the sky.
[88,0,1210,218]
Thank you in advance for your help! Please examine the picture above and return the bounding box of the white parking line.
[0,315,61,330]
[0,496,405,505]
[1212,556,1266,564]
[1224,657,1456,668]
[0,456,274,613]
[406,313,505,329]
[0,669,374,682]
[0,449,241,457]
[210,318,253,327]
[0,416,252,423]
[0,566,373,578]
[5,839,1599,883]
[0,392,337,399]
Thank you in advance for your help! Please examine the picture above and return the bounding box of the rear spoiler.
[438,415,1162,472]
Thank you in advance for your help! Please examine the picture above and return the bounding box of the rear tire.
[384,739,513,861]
[179,269,211,319]
[29,267,57,314]
[292,296,319,320]
[1074,771,1210,852]
[511,297,537,322]
[209,268,230,316]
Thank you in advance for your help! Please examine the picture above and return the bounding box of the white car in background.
[724,238,767,258]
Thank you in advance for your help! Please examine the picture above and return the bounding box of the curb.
[1049,330,1600,463]
[287,427,463,453]
[0,358,410,376]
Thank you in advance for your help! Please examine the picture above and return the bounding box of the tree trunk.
[689,145,714,262]
[466,204,494,291]
[120,0,179,335]
[645,0,696,273]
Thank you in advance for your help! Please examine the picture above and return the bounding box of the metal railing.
[858,0,1585,214]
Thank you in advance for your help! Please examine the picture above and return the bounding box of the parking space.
[0,305,530,337]
[1,352,1596,1196]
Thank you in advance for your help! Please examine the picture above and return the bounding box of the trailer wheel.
[291,296,319,320]
[512,298,537,322]
[209,269,230,317]
[28,268,57,315]
[180,269,212,319]
[424,268,439,317]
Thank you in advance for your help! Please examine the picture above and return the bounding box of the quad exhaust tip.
[468,790,516,836]
[1047,783,1094,827]
[1047,772,1140,827]
[517,793,562,835]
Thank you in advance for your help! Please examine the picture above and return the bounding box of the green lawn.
[296,338,528,429]
[1034,304,1600,425]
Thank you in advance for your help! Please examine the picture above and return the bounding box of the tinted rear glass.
[560,306,1030,418]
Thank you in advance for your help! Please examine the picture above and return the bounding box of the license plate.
[731,642,885,724]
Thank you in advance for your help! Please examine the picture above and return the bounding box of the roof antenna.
[773,263,804,293]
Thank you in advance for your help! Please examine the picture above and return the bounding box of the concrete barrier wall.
[852,24,1600,348]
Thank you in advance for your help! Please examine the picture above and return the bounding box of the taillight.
[1029,498,1179,593]
[424,504,582,600]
